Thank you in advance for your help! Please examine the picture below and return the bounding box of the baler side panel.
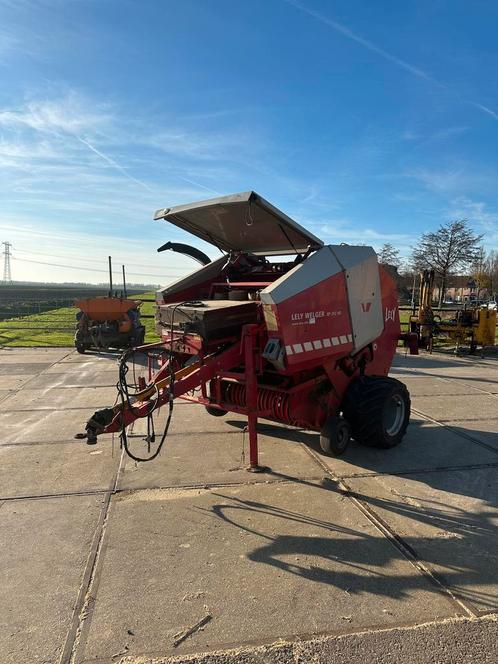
[273,274,352,365]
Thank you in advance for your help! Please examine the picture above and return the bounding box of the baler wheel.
[76,343,89,354]
[343,376,410,448]
[205,405,228,417]
[320,416,351,456]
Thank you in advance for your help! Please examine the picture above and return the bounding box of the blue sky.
[1,0,498,285]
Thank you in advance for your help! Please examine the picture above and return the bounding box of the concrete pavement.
[0,347,497,663]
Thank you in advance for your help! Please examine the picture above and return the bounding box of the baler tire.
[343,376,410,449]
[320,416,351,456]
[205,405,228,417]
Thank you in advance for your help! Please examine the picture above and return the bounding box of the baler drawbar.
[81,191,414,468]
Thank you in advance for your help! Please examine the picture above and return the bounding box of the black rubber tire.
[136,327,146,346]
[320,416,351,456]
[343,376,410,449]
[76,344,87,354]
[205,405,228,417]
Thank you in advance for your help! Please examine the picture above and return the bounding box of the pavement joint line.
[113,475,325,494]
[396,351,497,366]
[0,348,74,401]
[59,447,126,664]
[0,489,110,502]
[0,391,14,405]
[395,365,498,397]
[412,408,498,457]
[0,428,246,448]
[407,392,493,397]
[18,384,117,390]
[0,475,326,504]
[432,417,498,423]
[338,460,498,479]
[298,442,477,619]
[475,608,498,617]
[1,439,95,448]
[2,400,199,413]
[435,375,498,398]
[2,406,112,412]
[126,613,498,664]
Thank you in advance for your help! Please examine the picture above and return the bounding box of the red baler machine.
[82,191,413,467]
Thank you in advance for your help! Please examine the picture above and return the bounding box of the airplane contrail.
[77,136,154,191]
[285,0,498,121]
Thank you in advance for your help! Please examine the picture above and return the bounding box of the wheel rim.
[384,394,405,436]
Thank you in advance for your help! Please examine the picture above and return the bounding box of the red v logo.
[361,302,371,312]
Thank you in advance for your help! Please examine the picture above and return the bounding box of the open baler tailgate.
[154,190,323,255]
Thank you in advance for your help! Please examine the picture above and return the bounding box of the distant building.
[433,275,491,303]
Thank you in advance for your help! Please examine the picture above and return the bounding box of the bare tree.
[471,246,489,300]
[411,220,483,307]
[378,243,401,266]
[484,250,498,299]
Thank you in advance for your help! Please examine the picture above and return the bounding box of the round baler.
[81,191,412,466]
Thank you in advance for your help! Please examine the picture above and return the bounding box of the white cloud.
[0,90,265,283]
[0,93,111,135]
[401,126,468,144]
[447,197,498,239]
[314,219,416,258]
[0,29,21,61]
[406,166,498,198]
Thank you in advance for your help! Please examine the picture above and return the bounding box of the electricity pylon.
[2,241,12,282]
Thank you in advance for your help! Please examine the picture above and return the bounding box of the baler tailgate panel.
[154,191,323,255]
[330,246,384,351]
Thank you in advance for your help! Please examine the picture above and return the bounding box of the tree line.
[377,220,497,307]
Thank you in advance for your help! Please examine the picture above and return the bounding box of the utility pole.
[122,264,127,298]
[2,242,12,283]
[108,256,113,297]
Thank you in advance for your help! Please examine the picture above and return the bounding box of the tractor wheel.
[136,327,146,346]
[319,416,351,455]
[76,343,88,354]
[343,376,410,448]
[205,405,228,417]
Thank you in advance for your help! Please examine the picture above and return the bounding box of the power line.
[11,256,186,279]
[13,248,193,272]
[2,242,12,282]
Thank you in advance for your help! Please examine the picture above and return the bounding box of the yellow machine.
[410,270,497,353]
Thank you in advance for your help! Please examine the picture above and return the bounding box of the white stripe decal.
[288,334,352,357]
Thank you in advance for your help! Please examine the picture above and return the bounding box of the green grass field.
[1,300,496,348]
[0,293,158,347]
